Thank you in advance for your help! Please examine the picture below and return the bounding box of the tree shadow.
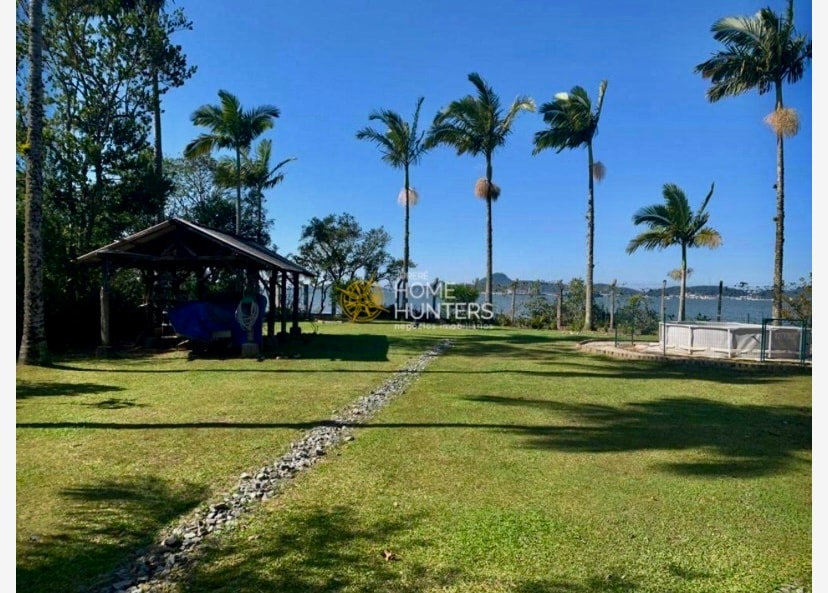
[16,381,125,399]
[17,476,209,593]
[465,395,811,477]
[184,505,464,593]
[80,397,147,409]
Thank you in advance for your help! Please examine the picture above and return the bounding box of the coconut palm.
[426,73,535,307]
[694,0,811,320]
[356,97,429,312]
[533,80,608,331]
[184,90,280,236]
[626,183,723,322]
[19,0,48,365]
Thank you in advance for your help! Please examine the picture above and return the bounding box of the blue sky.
[56,1,823,290]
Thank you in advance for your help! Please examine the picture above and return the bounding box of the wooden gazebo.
[75,218,314,355]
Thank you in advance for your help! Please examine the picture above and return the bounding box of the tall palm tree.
[356,97,429,311]
[533,80,608,331]
[19,0,48,365]
[626,183,723,322]
[184,90,279,236]
[427,73,535,307]
[694,0,811,320]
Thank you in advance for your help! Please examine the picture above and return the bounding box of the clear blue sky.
[67,1,825,290]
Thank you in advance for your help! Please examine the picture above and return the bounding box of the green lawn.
[17,324,811,593]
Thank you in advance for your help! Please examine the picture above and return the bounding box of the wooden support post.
[279,270,288,337]
[268,271,277,338]
[291,272,301,336]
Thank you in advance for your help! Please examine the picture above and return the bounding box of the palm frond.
[184,134,221,158]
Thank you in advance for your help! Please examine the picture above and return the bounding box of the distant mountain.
[466,275,786,299]
[470,274,639,295]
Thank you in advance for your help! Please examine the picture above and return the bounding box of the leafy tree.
[782,274,811,323]
[427,73,535,307]
[694,0,811,320]
[165,155,235,231]
[520,294,555,329]
[533,80,608,331]
[184,90,280,236]
[291,213,391,314]
[16,0,197,352]
[626,183,723,322]
[118,0,195,221]
[617,294,660,337]
[18,0,47,365]
[356,97,429,310]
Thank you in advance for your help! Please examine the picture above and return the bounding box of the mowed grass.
[16,322,438,592]
[175,327,812,593]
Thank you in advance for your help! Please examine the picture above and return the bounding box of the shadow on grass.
[17,475,209,593]
[16,381,126,399]
[183,506,463,593]
[81,397,148,409]
[19,394,810,478]
[466,395,811,477]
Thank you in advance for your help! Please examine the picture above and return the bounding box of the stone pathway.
[94,339,454,593]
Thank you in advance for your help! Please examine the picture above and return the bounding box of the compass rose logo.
[337,277,387,322]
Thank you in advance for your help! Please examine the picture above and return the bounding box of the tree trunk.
[679,243,687,322]
[19,0,49,365]
[584,142,595,330]
[403,165,410,312]
[153,68,164,223]
[485,156,493,307]
[235,148,242,236]
[772,83,785,320]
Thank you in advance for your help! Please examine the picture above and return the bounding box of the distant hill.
[465,275,786,299]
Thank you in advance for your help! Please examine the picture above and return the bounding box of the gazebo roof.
[74,218,314,277]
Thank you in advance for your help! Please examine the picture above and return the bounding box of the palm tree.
[426,73,535,307]
[242,140,295,243]
[533,80,608,331]
[215,141,295,243]
[19,0,48,365]
[626,183,723,322]
[184,90,279,236]
[694,0,811,320]
[356,97,429,311]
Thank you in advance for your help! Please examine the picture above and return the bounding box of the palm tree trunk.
[585,142,595,330]
[257,191,263,243]
[19,0,48,365]
[153,68,163,223]
[235,149,242,236]
[485,156,493,307]
[772,83,785,320]
[679,243,688,322]
[403,166,410,312]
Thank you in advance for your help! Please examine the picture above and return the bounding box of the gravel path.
[92,338,454,593]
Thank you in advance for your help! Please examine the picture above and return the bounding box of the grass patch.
[17,324,811,592]
[16,322,435,592]
[180,326,811,593]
